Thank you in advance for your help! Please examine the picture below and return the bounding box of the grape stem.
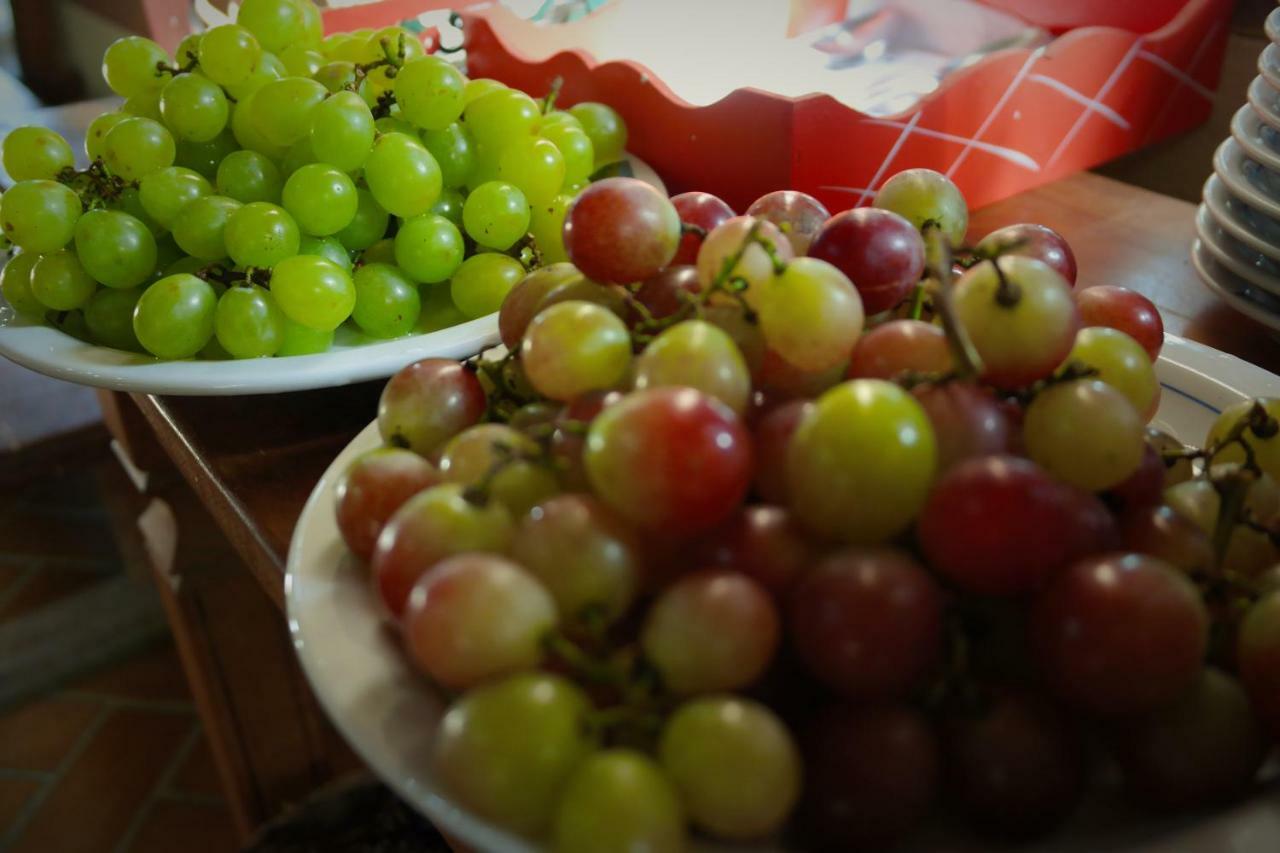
[908,281,928,321]
[57,159,131,210]
[541,76,563,114]
[155,56,198,78]
[345,32,410,103]
[679,222,707,239]
[990,257,1022,308]
[922,223,984,379]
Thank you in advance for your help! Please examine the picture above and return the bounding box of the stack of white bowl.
[1194,6,1280,331]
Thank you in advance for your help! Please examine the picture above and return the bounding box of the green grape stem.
[908,280,928,320]
[922,223,984,379]
[155,56,198,78]
[541,76,564,114]
[57,159,131,210]
[990,256,1022,307]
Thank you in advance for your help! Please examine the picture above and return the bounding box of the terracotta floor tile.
[0,776,43,834]
[9,708,192,853]
[0,572,104,624]
[0,696,100,772]
[126,800,239,853]
[169,734,224,800]
[71,641,192,705]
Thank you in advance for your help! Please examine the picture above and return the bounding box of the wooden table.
[111,171,1280,843]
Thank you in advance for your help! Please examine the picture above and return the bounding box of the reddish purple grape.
[1107,443,1165,511]
[377,358,487,456]
[1030,553,1208,715]
[497,262,584,348]
[632,264,701,320]
[807,208,925,315]
[1075,285,1164,361]
[918,456,1119,596]
[944,688,1086,838]
[755,348,846,400]
[799,704,940,850]
[789,547,944,700]
[976,223,1077,286]
[550,390,625,491]
[584,387,752,536]
[1119,504,1214,575]
[752,399,811,504]
[910,381,1012,473]
[693,505,814,596]
[335,448,439,560]
[670,191,734,266]
[745,190,829,254]
[563,178,680,283]
[846,319,952,380]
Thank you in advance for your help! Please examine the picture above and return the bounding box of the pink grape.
[521,300,633,401]
[695,215,793,303]
[632,264,701,320]
[847,319,953,380]
[692,505,813,596]
[671,191,733,265]
[497,262,584,349]
[807,208,926,315]
[752,399,811,504]
[1075,285,1164,361]
[335,448,438,560]
[976,223,1077,286]
[745,189,829,254]
[563,177,680,283]
[377,358,486,456]
[911,381,1013,473]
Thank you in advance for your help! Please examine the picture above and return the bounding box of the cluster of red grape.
[334,167,1280,851]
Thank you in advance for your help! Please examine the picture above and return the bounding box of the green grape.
[873,167,968,245]
[236,0,307,53]
[521,300,632,401]
[251,76,327,147]
[394,213,462,284]
[360,238,397,266]
[320,33,359,60]
[464,88,540,148]
[276,316,333,355]
[364,132,442,218]
[367,25,423,62]
[314,61,356,93]
[553,750,686,853]
[0,180,80,252]
[158,73,229,142]
[214,283,284,357]
[0,252,44,318]
[133,273,217,359]
[84,285,144,351]
[463,181,530,250]
[297,0,324,47]
[279,136,317,177]
[529,193,571,264]
[225,53,285,102]
[172,195,241,260]
[223,202,300,268]
[102,36,171,98]
[199,24,262,89]
[230,89,286,159]
[199,333,232,360]
[270,254,355,330]
[309,91,375,173]
[165,255,207,277]
[431,187,465,228]
[73,209,158,289]
[789,379,936,543]
[496,137,565,205]
[298,234,351,269]
[1066,326,1158,418]
[373,114,416,136]
[462,77,505,105]
[465,142,503,192]
[153,234,183,271]
[635,319,751,414]
[279,44,324,78]
[139,166,213,229]
[540,110,582,132]
[334,188,389,251]
[539,124,593,189]
[103,117,175,181]
[85,112,128,162]
[569,102,626,167]
[352,262,420,338]
[29,250,95,311]
[393,56,465,131]
[450,253,525,319]
[3,126,74,181]
[434,673,596,837]
[439,424,559,517]
[1207,399,1280,482]
[174,33,202,67]
[174,129,239,181]
[115,186,165,239]
[659,696,800,840]
[1024,378,1144,491]
[215,149,281,203]
[419,281,468,332]
[48,308,92,342]
[122,90,164,122]
[358,66,397,110]
[281,163,357,236]
[421,122,473,189]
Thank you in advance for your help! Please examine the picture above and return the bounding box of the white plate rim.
[1192,237,1280,333]
[1202,172,1280,264]
[1195,202,1280,297]
[1214,136,1280,222]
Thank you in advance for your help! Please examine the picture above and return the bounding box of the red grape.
[1119,503,1214,575]
[918,456,1119,596]
[1237,590,1280,737]
[521,300,633,402]
[693,505,813,596]
[402,553,556,689]
[438,423,560,518]
[497,262,584,348]
[376,358,486,456]
[755,347,845,400]
[695,215,793,300]
[641,569,779,694]
[745,189,829,254]
[335,447,438,560]
[633,319,751,414]
[584,387,752,536]
[1108,668,1267,810]
[807,208,925,315]
[670,191,733,265]
[371,483,514,617]
[1075,285,1163,361]
[563,177,680,283]
[549,390,625,491]
[1031,553,1208,715]
[846,319,952,380]
[632,264,700,320]
[789,547,944,699]
[911,381,1012,473]
[752,399,811,504]
[975,223,1078,286]
[944,688,1085,838]
[509,493,641,629]
[1107,443,1165,510]
[799,704,940,850]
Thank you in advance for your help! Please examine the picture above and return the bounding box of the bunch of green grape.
[0,0,628,361]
